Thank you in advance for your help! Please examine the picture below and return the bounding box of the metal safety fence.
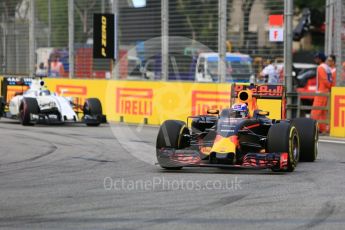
[325,0,345,86]
[0,0,285,82]
[296,92,330,125]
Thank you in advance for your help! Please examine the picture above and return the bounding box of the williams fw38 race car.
[0,77,106,126]
[156,84,319,172]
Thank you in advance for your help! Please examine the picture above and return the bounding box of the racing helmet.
[39,90,51,96]
[231,103,249,118]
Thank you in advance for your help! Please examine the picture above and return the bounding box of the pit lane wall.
[40,79,282,124]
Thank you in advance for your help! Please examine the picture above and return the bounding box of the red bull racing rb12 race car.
[156,84,319,172]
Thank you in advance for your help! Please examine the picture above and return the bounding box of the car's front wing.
[157,148,289,170]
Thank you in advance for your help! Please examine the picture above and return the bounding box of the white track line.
[319,139,345,145]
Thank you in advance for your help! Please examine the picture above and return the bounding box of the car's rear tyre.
[292,118,318,162]
[83,98,102,126]
[19,98,39,126]
[156,120,190,170]
[267,123,299,172]
[0,97,4,118]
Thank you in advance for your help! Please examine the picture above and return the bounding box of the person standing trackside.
[260,59,279,84]
[311,52,333,133]
[326,54,336,87]
[36,62,47,77]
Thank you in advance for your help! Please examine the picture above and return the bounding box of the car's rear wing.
[231,84,286,119]
[0,75,36,103]
[231,84,285,100]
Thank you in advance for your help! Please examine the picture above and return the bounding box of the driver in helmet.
[231,103,249,118]
[39,89,51,96]
[38,80,51,96]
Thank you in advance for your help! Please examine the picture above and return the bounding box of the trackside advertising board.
[93,14,114,59]
[40,79,282,125]
[2,77,344,137]
[330,87,345,137]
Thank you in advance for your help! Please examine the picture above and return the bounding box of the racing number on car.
[56,85,88,106]
[191,91,230,116]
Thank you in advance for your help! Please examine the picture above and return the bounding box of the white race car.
[0,78,106,126]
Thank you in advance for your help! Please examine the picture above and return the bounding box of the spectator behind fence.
[311,52,333,133]
[36,62,47,77]
[260,59,279,84]
[49,55,65,77]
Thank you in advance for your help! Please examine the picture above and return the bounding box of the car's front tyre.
[83,98,103,126]
[19,98,40,126]
[267,123,299,172]
[156,120,190,170]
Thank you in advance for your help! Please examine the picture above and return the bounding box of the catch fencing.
[325,0,345,86]
[0,0,285,81]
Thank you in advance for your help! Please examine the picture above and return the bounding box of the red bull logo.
[233,85,283,97]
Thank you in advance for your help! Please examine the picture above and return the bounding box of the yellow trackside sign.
[39,79,283,125]
[330,87,345,137]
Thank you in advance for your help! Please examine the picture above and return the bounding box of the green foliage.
[175,0,220,49]
[295,0,325,11]
[74,0,102,43]
[173,0,234,49]
[264,0,324,14]
[0,0,23,17]
[35,0,102,47]
[264,0,284,14]
[36,0,68,47]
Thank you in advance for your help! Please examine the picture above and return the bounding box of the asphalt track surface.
[1,118,345,230]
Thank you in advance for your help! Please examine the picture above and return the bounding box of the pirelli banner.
[93,14,114,59]
[330,87,345,137]
[42,79,283,125]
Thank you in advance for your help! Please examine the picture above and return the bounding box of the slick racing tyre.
[83,98,102,126]
[19,97,40,126]
[156,120,190,170]
[0,97,4,118]
[267,123,299,172]
[292,118,318,162]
